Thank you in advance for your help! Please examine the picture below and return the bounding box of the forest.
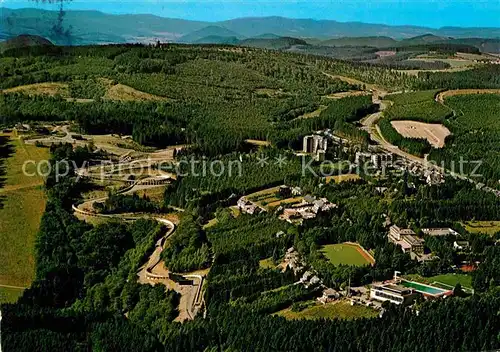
[2,42,500,351]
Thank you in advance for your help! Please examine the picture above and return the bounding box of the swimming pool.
[400,280,449,296]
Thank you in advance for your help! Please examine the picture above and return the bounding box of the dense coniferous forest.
[2,42,500,351]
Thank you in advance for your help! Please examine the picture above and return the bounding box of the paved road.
[360,88,500,197]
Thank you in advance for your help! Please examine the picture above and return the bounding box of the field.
[320,243,374,267]
[0,286,24,303]
[103,83,170,102]
[324,174,361,184]
[259,257,276,269]
[0,136,49,287]
[2,82,69,97]
[391,121,451,148]
[276,300,378,321]
[462,221,500,236]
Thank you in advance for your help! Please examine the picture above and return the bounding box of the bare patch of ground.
[391,120,451,148]
[323,91,370,100]
[103,83,171,102]
[2,82,69,97]
[324,174,361,184]
[244,139,272,147]
[436,89,500,103]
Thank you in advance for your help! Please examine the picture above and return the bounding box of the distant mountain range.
[1,7,499,52]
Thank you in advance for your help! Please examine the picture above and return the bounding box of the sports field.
[404,273,473,292]
[320,243,374,267]
[276,301,378,321]
[0,136,49,288]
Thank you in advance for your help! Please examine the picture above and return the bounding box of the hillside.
[0,34,53,52]
[179,26,243,43]
[320,36,397,47]
[239,37,308,50]
[398,34,452,46]
[193,35,240,45]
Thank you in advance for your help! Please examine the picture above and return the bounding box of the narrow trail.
[0,284,26,290]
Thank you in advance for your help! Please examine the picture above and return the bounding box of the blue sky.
[2,0,500,28]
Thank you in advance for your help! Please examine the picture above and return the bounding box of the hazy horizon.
[2,0,500,28]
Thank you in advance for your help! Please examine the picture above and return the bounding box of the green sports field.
[320,243,371,267]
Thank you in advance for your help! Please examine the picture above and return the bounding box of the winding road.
[72,164,204,321]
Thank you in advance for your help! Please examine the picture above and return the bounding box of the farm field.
[391,120,450,148]
[275,300,378,321]
[320,243,374,267]
[0,136,49,287]
[462,221,500,236]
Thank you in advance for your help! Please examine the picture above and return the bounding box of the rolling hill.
[179,26,243,43]
[0,34,53,53]
[239,37,308,50]
[320,36,397,47]
[193,35,240,45]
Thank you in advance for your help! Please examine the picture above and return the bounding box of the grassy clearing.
[246,186,281,200]
[244,139,272,147]
[276,300,378,321]
[320,243,371,267]
[203,218,219,230]
[0,137,49,287]
[103,83,171,102]
[0,286,24,303]
[324,174,360,184]
[266,197,304,208]
[259,257,276,269]
[2,82,69,97]
[462,221,500,236]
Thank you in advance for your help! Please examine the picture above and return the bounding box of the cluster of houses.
[283,247,341,304]
[279,195,337,224]
[355,151,394,169]
[236,197,266,215]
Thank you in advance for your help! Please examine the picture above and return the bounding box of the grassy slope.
[276,301,378,320]
[462,221,500,236]
[0,136,49,287]
[0,286,24,303]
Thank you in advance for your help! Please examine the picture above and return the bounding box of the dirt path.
[0,284,26,290]
[435,89,500,104]
[322,72,388,95]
